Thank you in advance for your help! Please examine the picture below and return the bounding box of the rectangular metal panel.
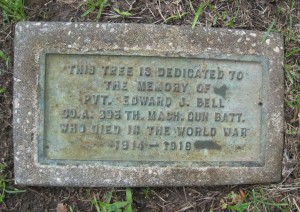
[39,53,267,166]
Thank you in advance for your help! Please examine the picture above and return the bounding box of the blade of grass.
[113,201,128,208]
[286,48,300,58]
[206,2,217,14]
[0,50,10,68]
[289,15,293,31]
[91,196,101,212]
[113,8,132,17]
[164,13,186,23]
[252,189,258,212]
[261,202,289,207]
[126,188,132,203]
[261,20,276,43]
[124,188,133,212]
[0,181,5,203]
[227,202,249,212]
[68,206,74,212]
[192,2,207,29]
[81,5,96,17]
[96,0,108,21]
[284,64,294,83]
[4,189,26,194]
[106,191,112,203]
[188,0,195,13]
[212,15,218,26]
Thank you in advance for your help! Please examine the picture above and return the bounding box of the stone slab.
[13,22,284,186]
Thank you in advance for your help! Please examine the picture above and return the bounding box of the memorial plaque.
[14,22,284,186]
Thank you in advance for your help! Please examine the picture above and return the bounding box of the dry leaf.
[56,203,67,212]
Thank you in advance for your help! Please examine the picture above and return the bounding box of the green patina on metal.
[38,51,268,167]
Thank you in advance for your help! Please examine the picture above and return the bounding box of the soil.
[0,0,299,211]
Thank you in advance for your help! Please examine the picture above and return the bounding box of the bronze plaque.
[39,52,267,166]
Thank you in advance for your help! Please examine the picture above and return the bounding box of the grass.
[284,63,300,114]
[250,189,289,212]
[164,12,186,23]
[0,163,26,203]
[142,187,153,199]
[257,17,300,120]
[68,205,74,212]
[0,50,10,94]
[113,8,132,18]
[261,20,276,43]
[81,0,108,21]
[192,2,209,29]
[279,6,300,126]
[286,47,300,58]
[0,87,6,95]
[0,0,25,21]
[223,9,239,28]
[192,2,241,28]
[0,50,10,69]
[222,189,290,211]
[91,188,133,212]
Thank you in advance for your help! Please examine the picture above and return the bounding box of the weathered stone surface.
[13,22,284,186]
